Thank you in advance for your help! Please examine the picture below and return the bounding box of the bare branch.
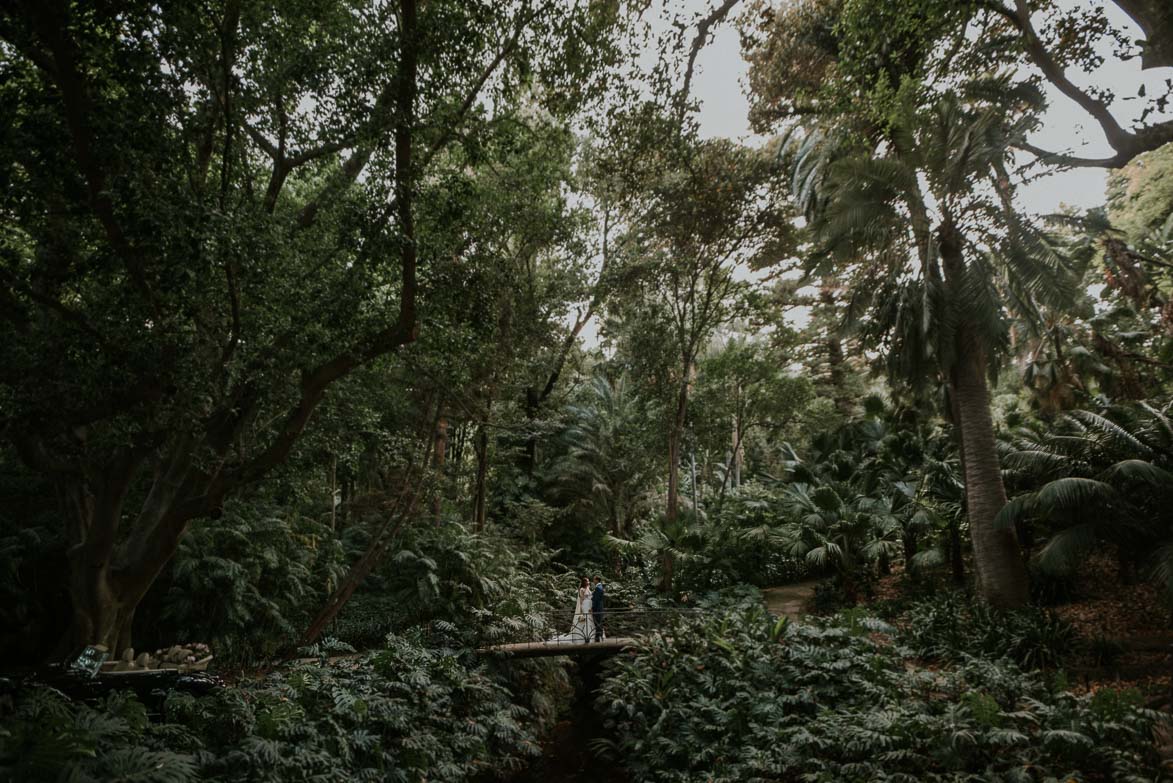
[1010,0,1129,149]
[1013,140,1132,169]
[979,0,1173,168]
[676,0,742,130]
[293,3,540,230]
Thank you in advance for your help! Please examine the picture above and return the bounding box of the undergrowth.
[596,607,1166,782]
[0,633,544,783]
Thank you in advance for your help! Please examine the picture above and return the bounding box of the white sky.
[581,0,1173,343]
[681,0,1171,215]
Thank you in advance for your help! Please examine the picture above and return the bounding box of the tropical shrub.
[679,485,814,590]
[329,523,573,730]
[999,401,1173,598]
[674,527,812,592]
[146,503,349,662]
[0,686,200,782]
[340,523,566,645]
[1,632,544,783]
[776,481,901,597]
[900,592,1078,670]
[596,608,1163,782]
[542,374,660,543]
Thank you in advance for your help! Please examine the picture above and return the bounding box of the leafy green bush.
[902,591,1077,669]
[0,687,200,782]
[1,632,544,783]
[596,608,1163,782]
[146,503,349,662]
[335,523,565,646]
[676,486,814,592]
[999,402,1173,597]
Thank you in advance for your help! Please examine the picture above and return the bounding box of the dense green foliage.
[152,505,349,662]
[899,592,1076,670]
[1000,400,1173,596]
[598,607,1163,782]
[2,634,547,782]
[2,0,1173,780]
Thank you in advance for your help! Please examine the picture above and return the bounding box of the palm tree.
[545,374,655,539]
[789,80,1079,606]
[778,482,902,601]
[791,398,969,583]
[606,509,708,594]
[998,401,1173,595]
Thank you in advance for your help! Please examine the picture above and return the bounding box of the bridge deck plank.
[479,637,637,658]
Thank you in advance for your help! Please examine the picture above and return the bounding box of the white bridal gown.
[551,587,594,644]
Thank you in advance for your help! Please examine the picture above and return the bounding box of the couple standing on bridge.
[554,575,605,644]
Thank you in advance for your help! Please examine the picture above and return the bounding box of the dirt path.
[762,579,822,621]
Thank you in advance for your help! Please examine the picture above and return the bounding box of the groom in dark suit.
[591,575,605,642]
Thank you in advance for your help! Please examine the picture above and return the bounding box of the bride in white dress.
[551,577,594,644]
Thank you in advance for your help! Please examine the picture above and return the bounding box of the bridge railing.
[477,607,707,649]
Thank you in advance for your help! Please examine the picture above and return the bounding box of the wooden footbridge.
[477,608,705,658]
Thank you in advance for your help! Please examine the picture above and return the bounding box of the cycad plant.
[544,374,656,539]
[778,482,901,600]
[606,509,708,596]
[998,401,1173,598]
[789,79,1080,606]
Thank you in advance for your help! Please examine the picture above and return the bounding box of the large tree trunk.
[818,287,853,416]
[1110,0,1173,70]
[948,515,966,587]
[432,412,448,524]
[48,448,188,659]
[661,381,689,593]
[14,0,435,662]
[666,385,687,524]
[951,326,1028,608]
[472,422,489,532]
[60,546,130,659]
[59,491,212,659]
[946,391,969,588]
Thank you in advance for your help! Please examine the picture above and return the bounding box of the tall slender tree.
[792,86,1079,606]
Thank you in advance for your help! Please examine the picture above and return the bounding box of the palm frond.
[1035,477,1116,510]
[1066,410,1153,457]
[1098,459,1173,488]
[1037,523,1097,575]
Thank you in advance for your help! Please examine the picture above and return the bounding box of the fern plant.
[0,687,200,782]
[146,502,349,661]
[3,631,551,783]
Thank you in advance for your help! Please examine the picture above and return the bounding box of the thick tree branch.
[537,206,612,405]
[117,0,424,596]
[1013,140,1131,169]
[296,0,541,231]
[676,0,742,131]
[981,0,1173,168]
[16,0,161,315]
[1009,0,1130,151]
[1111,0,1173,70]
